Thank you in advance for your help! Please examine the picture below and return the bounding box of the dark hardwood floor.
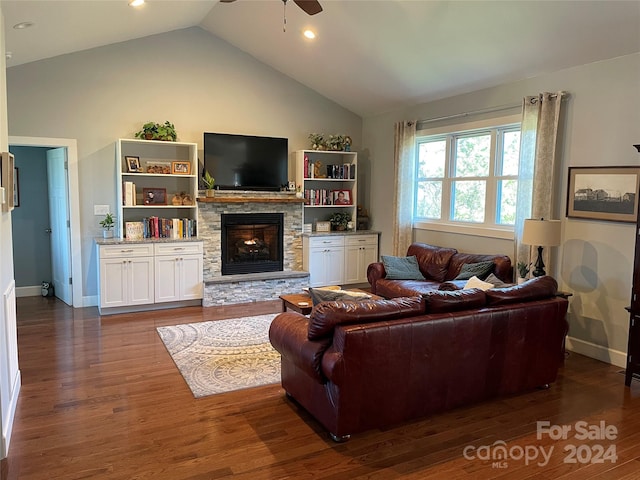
[2,296,640,479]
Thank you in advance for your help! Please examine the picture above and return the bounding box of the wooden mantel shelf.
[197,196,305,204]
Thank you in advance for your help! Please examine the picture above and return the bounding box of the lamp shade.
[522,219,561,247]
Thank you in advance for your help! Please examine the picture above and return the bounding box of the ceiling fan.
[220,0,323,17]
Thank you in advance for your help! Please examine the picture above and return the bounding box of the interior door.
[47,147,72,305]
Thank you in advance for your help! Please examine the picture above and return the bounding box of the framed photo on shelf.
[125,156,141,173]
[316,221,331,232]
[332,189,352,205]
[171,161,191,175]
[567,166,640,223]
[142,187,167,205]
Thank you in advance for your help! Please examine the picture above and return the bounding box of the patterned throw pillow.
[484,273,512,288]
[454,261,495,280]
[381,255,425,280]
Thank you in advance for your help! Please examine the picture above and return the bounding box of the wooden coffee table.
[279,289,382,315]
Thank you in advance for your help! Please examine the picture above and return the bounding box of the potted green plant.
[99,212,115,238]
[329,212,351,231]
[134,121,177,142]
[202,170,215,197]
[308,133,326,150]
[517,261,531,284]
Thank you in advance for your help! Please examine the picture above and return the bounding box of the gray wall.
[363,53,640,364]
[5,27,363,302]
[9,146,52,289]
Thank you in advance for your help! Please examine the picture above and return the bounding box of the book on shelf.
[123,181,136,206]
[139,216,197,239]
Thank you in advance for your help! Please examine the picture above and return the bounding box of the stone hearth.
[197,192,309,305]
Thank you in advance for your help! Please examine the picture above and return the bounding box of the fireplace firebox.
[221,213,284,275]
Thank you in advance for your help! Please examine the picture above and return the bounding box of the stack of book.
[125,217,197,239]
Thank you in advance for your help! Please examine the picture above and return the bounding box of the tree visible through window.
[415,124,520,227]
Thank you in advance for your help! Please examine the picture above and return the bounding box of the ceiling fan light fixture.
[128,0,145,7]
[303,29,316,40]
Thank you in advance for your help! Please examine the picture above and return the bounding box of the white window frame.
[413,114,521,240]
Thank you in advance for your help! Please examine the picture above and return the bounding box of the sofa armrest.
[367,262,386,294]
[269,312,332,384]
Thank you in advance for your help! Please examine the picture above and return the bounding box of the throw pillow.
[454,261,495,280]
[381,255,425,280]
[308,287,372,306]
[463,275,494,291]
[484,273,511,288]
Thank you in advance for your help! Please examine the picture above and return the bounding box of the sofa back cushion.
[485,275,558,306]
[406,243,457,282]
[423,288,487,313]
[446,252,513,282]
[308,296,424,340]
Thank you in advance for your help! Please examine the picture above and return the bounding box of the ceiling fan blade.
[294,0,323,16]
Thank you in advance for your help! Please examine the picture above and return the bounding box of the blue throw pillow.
[454,261,495,281]
[381,255,425,280]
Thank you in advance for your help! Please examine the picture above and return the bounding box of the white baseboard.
[15,285,42,297]
[565,336,627,368]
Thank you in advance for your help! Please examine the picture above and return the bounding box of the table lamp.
[522,219,561,277]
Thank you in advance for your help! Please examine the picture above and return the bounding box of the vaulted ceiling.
[2,0,639,116]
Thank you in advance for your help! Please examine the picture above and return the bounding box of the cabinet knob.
[121,249,134,253]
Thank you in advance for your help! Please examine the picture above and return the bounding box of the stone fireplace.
[198,192,308,306]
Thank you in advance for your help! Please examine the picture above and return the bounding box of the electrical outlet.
[94,204,110,215]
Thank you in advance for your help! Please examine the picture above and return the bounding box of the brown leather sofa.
[367,242,513,298]
[269,276,568,441]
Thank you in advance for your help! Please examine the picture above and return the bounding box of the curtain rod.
[417,103,521,129]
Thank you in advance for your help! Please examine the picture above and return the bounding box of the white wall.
[363,53,640,365]
[5,27,362,303]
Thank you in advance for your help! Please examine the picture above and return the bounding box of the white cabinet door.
[129,257,154,305]
[99,256,153,308]
[99,258,128,308]
[308,246,344,286]
[180,254,204,300]
[344,235,379,284]
[155,256,180,303]
[155,243,203,302]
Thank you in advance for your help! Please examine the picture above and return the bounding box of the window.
[414,119,520,234]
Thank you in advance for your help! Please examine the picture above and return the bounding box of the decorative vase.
[335,225,346,231]
[206,189,215,198]
[103,230,114,239]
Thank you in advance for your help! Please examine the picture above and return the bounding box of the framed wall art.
[1,152,15,212]
[567,166,640,223]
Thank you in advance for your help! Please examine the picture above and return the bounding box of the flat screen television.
[203,132,288,191]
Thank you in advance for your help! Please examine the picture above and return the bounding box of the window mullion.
[485,130,498,225]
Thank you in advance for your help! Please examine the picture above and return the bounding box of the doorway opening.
[8,136,81,308]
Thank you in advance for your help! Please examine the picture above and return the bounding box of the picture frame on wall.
[1,152,15,212]
[13,167,19,207]
[142,187,167,205]
[567,166,640,223]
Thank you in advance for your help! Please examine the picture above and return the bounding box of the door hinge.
[64,160,68,170]
[69,277,72,285]
[67,220,71,228]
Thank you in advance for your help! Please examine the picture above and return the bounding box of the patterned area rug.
[157,314,281,398]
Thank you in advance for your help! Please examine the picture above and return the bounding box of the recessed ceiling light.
[303,29,316,40]
[13,22,34,30]
[129,0,145,6]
